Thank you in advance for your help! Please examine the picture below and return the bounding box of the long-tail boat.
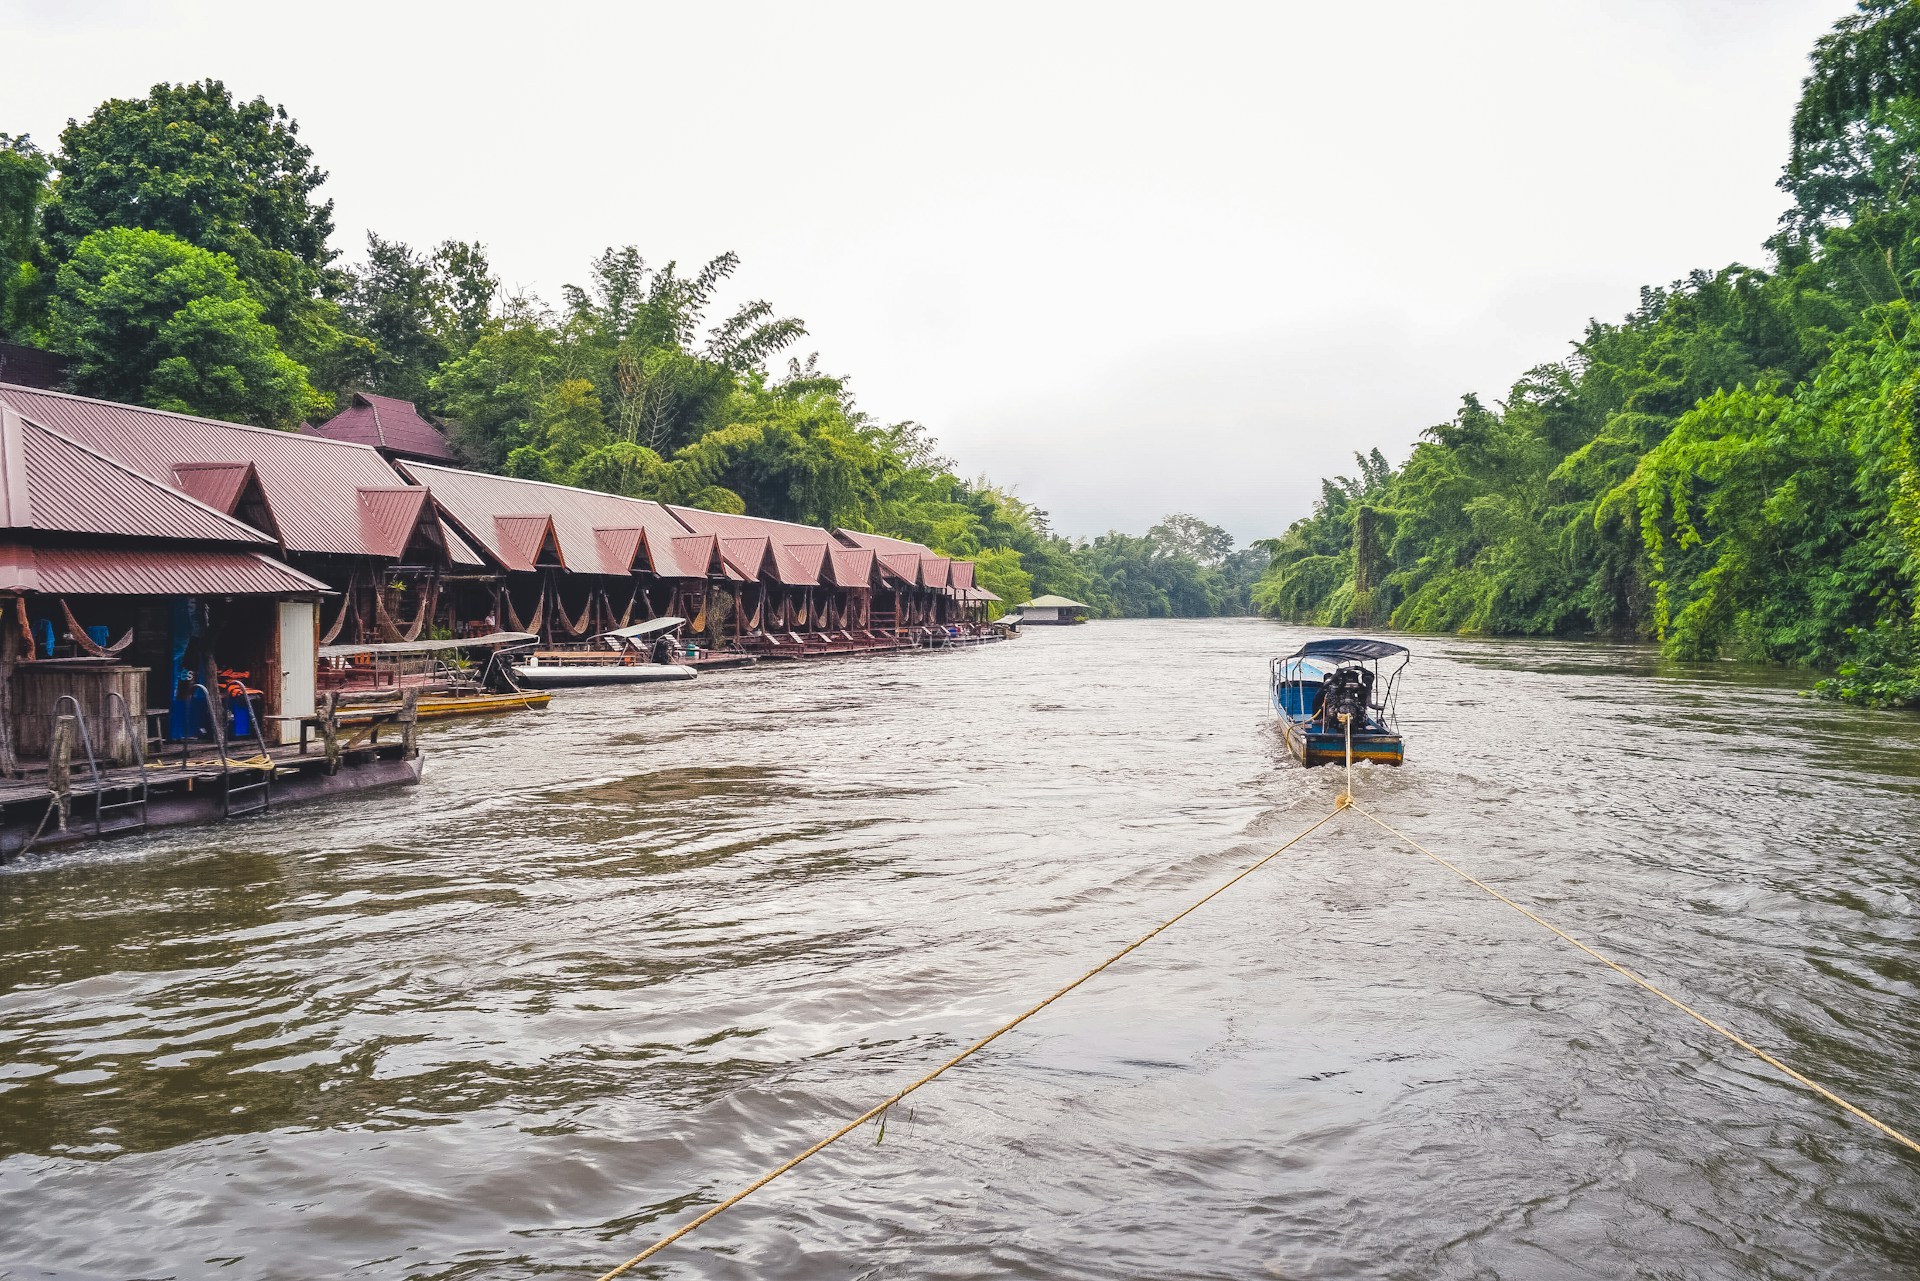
[1269,637,1409,768]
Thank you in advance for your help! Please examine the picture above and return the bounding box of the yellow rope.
[1348,800,1920,1159]
[589,803,1351,1280]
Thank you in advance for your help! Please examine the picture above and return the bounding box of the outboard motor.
[1324,666,1371,725]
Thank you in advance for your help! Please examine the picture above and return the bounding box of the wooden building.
[0,402,330,760]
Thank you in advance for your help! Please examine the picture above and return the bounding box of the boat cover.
[1286,637,1409,662]
[601,616,687,639]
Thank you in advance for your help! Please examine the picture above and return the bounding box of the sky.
[4,0,1861,543]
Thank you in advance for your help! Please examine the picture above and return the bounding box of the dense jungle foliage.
[0,82,1249,619]
[1255,1,1920,705]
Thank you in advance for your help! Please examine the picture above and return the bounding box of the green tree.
[47,227,318,427]
[0,133,51,339]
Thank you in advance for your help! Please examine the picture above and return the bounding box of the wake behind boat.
[1270,637,1409,768]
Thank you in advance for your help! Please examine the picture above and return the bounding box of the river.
[2,618,1917,1280]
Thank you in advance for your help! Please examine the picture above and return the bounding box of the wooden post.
[49,713,73,832]
[400,687,419,759]
[320,691,341,774]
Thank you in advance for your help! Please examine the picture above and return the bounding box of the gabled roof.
[825,545,876,588]
[773,541,827,586]
[492,514,565,572]
[398,460,701,578]
[169,462,253,516]
[669,533,726,579]
[717,535,776,581]
[594,527,652,574]
[877,551,924,587]
[356,487,440,561]
[668,505,839,586]
[0,404,273,547]
[833,528,975,593]
[0,383,431,560]
[308,391,456,463]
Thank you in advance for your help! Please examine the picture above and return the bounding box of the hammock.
[745,593,763,633]
[690,590,707,633]
[319,587,353,645]
[554,588,596,639]
[374,581,433,643]
[796,594,809,628]
[59,599,134,658]
[504,584,544,637]
[616,584,641,629]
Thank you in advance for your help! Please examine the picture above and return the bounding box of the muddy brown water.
[2,618,1918,1280]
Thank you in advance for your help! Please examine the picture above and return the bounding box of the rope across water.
[586,758,1917,1276]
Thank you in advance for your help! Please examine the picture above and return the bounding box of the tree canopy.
[1255,0,1920,706]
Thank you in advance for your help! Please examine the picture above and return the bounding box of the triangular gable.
[949,560,976,591]
[669,533,726,579]
[493,514,565,572]
[172,461,282,545]
[826,546,876,588]
[718,535,776,581]
[594,526,665,576]
[877,551,923,587]
[356,487,444,562]
[921,556,952,589]
[771,540,826,586]
[0,405,269,545]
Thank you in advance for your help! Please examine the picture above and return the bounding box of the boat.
[508,617,698,689]
[1270,637,1409,768]
[319,631,551,723]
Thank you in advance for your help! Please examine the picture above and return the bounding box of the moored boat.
[508,616,699,688]
[1270,637,1409,768]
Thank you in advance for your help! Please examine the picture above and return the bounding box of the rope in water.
[1346,798,1920,1159]
[589,802,1350,1280]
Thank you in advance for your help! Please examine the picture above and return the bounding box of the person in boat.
[652,629,678,664]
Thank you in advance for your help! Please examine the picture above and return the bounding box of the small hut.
[1018,594,1090,624]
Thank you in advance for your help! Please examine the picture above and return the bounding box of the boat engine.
[1323,666,1371,723]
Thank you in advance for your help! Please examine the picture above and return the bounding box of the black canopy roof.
[1287,636,1409,662]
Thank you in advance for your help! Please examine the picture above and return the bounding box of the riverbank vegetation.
[1254,1,1920,705]
[0,82,1265,621]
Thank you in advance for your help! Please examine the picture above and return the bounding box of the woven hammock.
[374,581,433,643]
[319,584,354,645]
[616,584,641,629]
[553,588,596,638]
[59,599,134,658]
[690,590,707,633]
[504,584,544,637]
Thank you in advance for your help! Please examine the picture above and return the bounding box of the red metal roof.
[669,534,727,579]
[877,551,923,587]
[0,384,424,559]
[308,392,456,463]
[491,514,563,572]
[669,505,842,586]
[0,404,272,546]
[398,461,702,578]
[169,462,253,515]
[717,535,775,581]
[825,546,875,588]
[833,528,973,593]
[594,527,645,574]
[0,542,328,597]
[356,487,435,560]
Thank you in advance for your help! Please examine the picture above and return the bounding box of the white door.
[277,600,318,745]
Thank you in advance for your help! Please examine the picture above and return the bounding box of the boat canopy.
[602,616,687,640]
[1286,637,1409,663]
[319,631,537,659]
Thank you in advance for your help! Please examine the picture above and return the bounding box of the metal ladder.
[44,694,106,842]
[189,683,272,819]
[97,690,149,837]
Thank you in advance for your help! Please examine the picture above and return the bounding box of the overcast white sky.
[5,0,1858,543]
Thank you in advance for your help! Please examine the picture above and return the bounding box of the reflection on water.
[2,620,1918,1279]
